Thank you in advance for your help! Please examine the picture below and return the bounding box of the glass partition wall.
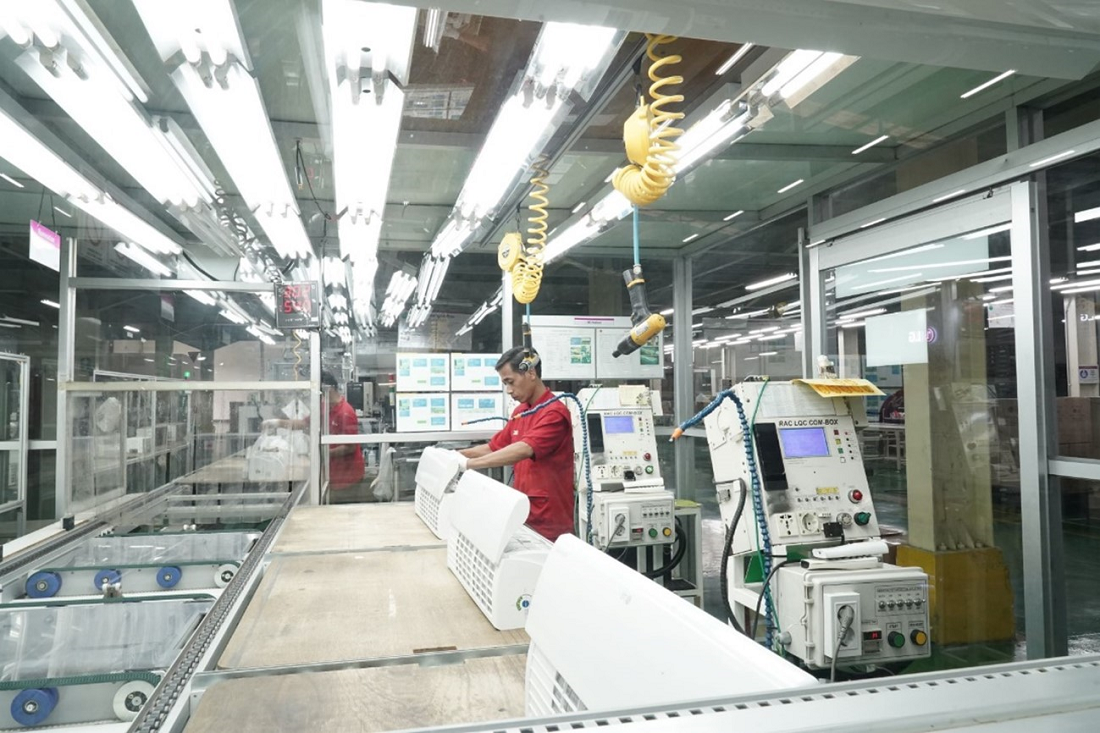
[817,194,1024,667]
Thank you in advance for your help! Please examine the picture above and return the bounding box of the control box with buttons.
[588,491,675,548]
[775,564,930,669]
[570,388,663,494]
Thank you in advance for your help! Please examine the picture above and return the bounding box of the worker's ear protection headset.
[517,347,541,374]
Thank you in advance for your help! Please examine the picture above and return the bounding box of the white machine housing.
[446,471,552,631]
[414,446,464,539]
[775,563,929,669]
[246,428,310,482]
[525,534,816,716]
[702,379,930,669]
[571,386,674,548]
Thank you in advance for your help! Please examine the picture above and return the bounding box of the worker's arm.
[329,443,358,457]
[264,418,307,431]
[458,444,493,459]
[467,441,534,470]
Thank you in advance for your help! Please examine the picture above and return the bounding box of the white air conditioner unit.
[446,470,551,631]
[414,446,464,538]
[524,534,817,717]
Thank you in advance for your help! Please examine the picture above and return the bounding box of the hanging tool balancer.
[610,34,682,359]
[612,264,665,357]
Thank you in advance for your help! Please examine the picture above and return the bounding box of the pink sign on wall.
[29,220,61,272]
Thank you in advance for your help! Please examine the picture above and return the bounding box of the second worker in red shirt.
[457,346,575,541]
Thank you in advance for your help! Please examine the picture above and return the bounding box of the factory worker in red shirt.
[455,346,575,541]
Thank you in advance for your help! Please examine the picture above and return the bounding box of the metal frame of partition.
[54,236,324,523]
[0,353,30,526]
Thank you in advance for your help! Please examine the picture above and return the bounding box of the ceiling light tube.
[852,135,889,155]
[715,43,754,75]
[746,272,797,291]
[682,233,700,243]
[962,223,1012,239]
[760,50,823,97]
[960,70,1015,99]
[123,325,141,333]
[724,210,744,221]
[0,172,23,188]
[41,298,60,308]
[674,102,751,173]
[247,324,277,345]
[114,241,172,276]
[778,52,844,99]
[777,179,804,194]
[1075,206,1100,224]
[184,289,217,306]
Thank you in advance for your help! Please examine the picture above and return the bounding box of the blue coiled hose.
[673,388,779,651]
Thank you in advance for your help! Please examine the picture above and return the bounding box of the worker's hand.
[450,451,469,472]
[261,418,281,432]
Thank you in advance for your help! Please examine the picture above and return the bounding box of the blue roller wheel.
[156,565,182,589]
[94,568,122,591]
[25,571,61,599]
[11,687,59,727]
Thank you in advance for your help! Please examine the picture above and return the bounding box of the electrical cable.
[632,204,641,266]
[750,559,795,640]
[612,34,684,207]
[830,604,857,683]
[720,480,747,632]
[295,140,332,221]
[180,250,220,282]
[642,516,688,578]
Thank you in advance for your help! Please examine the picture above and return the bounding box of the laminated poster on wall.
[396,393,450,432]
[451,392,506,432]
[531,327,596,380]
[594,328,664,379]
[451,353,503,391]
[396,353,451,392]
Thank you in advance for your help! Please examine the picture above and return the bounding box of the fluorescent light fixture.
[777,179,804,194]
[757,333,787,341]
[123,325,141,333]
[133,2,311,260]
[219,308,248,325]
[853,274,921,291]
[749,326,780,334]
[989,285,1013,293]
[379,270,418,327]
[41,299,60,308]
[246,324,277,345]
[960,70,1015,99]
[660,308,675,316]
[530,22,618,94]
[723,210,744,221]
[988,297,1013,305]
[760,50,825,97]
[692,339,706,346]
[184,289,217,306]
[682,233,700,243]
[674,101,752,173]
[1075,206,1100,224]
[144,358,155,362]
[542,216,602,263]
[0,316,37,326]
[840,320,865,328]
[1029,150,1076,168]
[715,43,754,75]
[1054,277,1100,291]
[53,206,72,218]
[778,52,845,99]
[571,201,586,214]
[714,332,742,341]
[692,306,714,315]
[1077,242,1100,252]
[0,173,23,188]
[860,217,887,229]
[1062,284,1100,295]
[962,223,1011,239]
[933,189,968,203]
[970,273,1014,283]
[839,307,885,319]
[692,322,703,329]
[114,242,172,276]
[1051,277,1069,285]
[852,135,889,155]
[746,272,797,291]
[757,351,778,356]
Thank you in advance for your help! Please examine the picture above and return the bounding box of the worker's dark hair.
[496,346,542,378]
[320,370,339,389]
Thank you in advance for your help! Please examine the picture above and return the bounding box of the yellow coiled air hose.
[612,34,684,206]
[498,161,549,304]
[512,162,549,304]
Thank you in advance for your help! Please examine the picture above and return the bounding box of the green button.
[838,448,844,454]
[888,631,906,648]
[854,512,871,526]
[645,466,654,474]
[648,528,657,538]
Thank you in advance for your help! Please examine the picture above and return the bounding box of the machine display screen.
[603,415,635,434]
[779,427,830,458]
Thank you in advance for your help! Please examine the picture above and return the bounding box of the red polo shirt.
[328,397,365,490]
[489,390,575,541]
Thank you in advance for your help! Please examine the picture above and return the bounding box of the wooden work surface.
[218,549,528,669]
[187,655,527,733]
[272,504,443,554]
[177,454,308,485]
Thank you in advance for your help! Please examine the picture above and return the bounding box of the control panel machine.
[570,386,674,548]
[703,379,930,672]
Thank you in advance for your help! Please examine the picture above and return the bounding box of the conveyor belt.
[218,548,528,669]
[271,503,445,555]
[186,655,527,733]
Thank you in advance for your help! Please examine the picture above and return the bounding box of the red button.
[849,490,863,503]
[644,452,652,461]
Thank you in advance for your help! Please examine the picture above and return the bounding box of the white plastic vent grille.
[526,643,588,717]
[452,531,497,616]
[415,485,441,533]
